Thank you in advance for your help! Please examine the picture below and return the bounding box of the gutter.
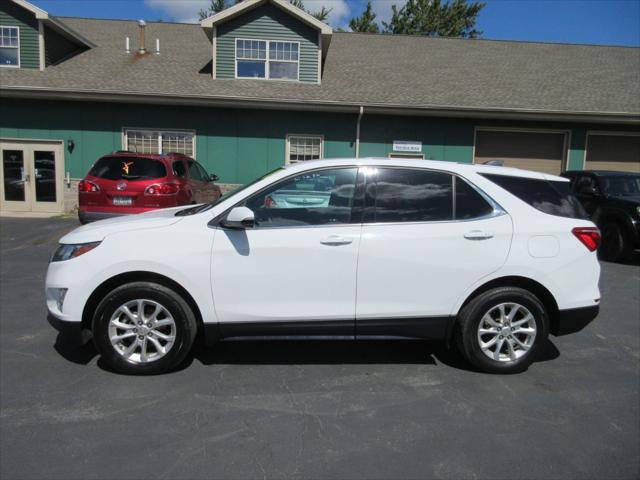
[1,86,639,125]
[355,106,364,159]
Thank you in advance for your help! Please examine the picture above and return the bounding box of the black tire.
[92,282,197,375]
[599,222,630,262]
[456,287,549,374]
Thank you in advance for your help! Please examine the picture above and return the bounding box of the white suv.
[46,158,601,375]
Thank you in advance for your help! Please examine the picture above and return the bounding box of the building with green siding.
[1,0,639,215]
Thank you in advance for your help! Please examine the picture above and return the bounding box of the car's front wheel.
[92,282,197,375]
[599,222,630,262]
[456,287,548,374]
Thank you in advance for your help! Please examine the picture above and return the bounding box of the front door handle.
[464,230,494,240]
[320,235,353,246]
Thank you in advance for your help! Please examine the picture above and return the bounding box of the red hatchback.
[78,151,221,223]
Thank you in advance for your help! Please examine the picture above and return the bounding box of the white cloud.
[145,0,210,23]
[371,0,403,26]
[146,0,352,27]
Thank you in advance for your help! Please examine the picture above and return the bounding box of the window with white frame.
[124,129,195,157]
[236,39,299,80]
[0,26,20,67]
[287,135,323,163]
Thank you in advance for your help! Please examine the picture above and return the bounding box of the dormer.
[0,0,92,70]
[201,0,332,84]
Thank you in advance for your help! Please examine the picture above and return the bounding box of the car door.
[187,160,207,203]
[210,167,362,331]
[355,167,513,336]
[195,161,217,202]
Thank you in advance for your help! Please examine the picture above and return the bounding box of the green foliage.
[288,0,332,23]
[198,0,228,20]
[349,1,379,33]
[383,0,485,38]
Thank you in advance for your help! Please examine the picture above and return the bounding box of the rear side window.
[89,157,166,180]
[367,168,453,222]
[173,160,187,178]
[481,173,587,219]
[455,177,495,219]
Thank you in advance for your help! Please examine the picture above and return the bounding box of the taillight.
[78,180,100,193]
[572,227,601,252]
[144,183,180,195]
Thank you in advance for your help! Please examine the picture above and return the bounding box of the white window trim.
[234,37,301,82]
[121,128,197,158]
[582,130,640,170]
[286,134,324,164]
[0,25,20,69]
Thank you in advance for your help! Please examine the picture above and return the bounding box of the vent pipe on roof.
[125,36,130,54]
[138,19,147,54]
[155,38,160,55]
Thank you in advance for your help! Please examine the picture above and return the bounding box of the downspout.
[355,106,364,159]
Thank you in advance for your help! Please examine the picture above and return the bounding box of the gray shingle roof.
[1,16,639,120]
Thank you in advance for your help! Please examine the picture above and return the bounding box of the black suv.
[562,170,640,261]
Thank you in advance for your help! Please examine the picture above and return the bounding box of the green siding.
[216,3,319,83]
[0,1,39,69]
[1,99,638,184]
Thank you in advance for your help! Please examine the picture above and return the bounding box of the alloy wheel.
[477,302,537,363]
[108,299,177,364]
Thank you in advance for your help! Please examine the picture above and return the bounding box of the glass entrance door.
[0,141,64,214]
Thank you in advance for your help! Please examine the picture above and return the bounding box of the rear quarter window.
[89,157,167,180]
[481,173,588,219]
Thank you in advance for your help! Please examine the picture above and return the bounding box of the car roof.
[100,151,192,162]
[284,157,568,181]
[581,170,639,176]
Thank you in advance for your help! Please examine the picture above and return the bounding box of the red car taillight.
[78,180,100,193]
[572,227,601,252]
[144,183,180,195]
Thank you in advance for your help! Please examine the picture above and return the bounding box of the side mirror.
[209,174,219,182]
[221,206,255,229]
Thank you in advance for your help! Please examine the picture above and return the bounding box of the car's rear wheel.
[599,222,630,262]
[92,282,197,375]
[456,287,548,374]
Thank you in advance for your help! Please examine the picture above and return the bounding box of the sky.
[33,0,640,46]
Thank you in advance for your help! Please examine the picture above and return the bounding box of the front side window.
[0,26,20,67]
[188,160,205,181]
[236,39,299,80]
[288,135,323,163]
[366,168,454,223]
[124,129,195,157]
[245,168,358,227]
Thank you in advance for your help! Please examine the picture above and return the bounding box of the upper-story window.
[236,39,299,81]
[0,26,20,68]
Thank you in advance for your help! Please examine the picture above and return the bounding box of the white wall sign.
[393,140,422,153]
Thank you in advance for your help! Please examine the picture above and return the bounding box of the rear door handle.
[320,235,353,246]
[464,230,494,240]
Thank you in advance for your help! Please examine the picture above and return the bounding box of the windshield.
[89,156,166,180]
[599,175,640,197]
[175,167,285,216]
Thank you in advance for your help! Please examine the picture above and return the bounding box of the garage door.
[474,130,567,175]
[584,134,640,173]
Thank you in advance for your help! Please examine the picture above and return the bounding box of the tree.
[383,0,485,38]
[198,0,243,20]
[349,1,379,33]
[288,0,332,23]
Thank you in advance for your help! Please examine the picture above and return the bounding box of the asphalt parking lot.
[0,217,638,480]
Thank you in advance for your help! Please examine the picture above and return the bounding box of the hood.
[607,194,640,208]
[60,207,186,244]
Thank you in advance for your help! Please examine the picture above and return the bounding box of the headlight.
[636,205,640,216]
[51,242,101,262]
